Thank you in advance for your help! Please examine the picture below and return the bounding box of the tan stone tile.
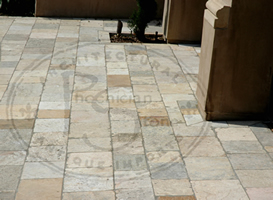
[140,116,171,126]
[63,191,115,200]
[71,110,108,123]
[72,90,107,102]
[177,137,225,157]
[68,138,111,152]
[236,170,273,188]
[108,75,131,87]
[157,196,196,200]
[246,188,273,200]
[0,119,35,129]
[16,178,63,200]
[181,109,200,115]
[27,146,66,162]
[138,109,168,117]
[152,179,193,196]
[158,84,193,94]
[216,127,257,141]
[38,110,70,118]
[192,180,248,200]
[147,151,182,163]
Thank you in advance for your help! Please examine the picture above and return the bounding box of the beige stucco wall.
[197,0,273,120]
[35,0,164,19]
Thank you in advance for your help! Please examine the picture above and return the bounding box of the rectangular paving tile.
[173,123,214,137]
[37,110,70,118]
[191,180,248,200]
[68,138,111,152]
[0,129,32,150]
[177,136,225,157]
[147,151,182,163]
[63,191,115,200]
[236,170,273,188]
[112,133,144,154]
[140,116,171,127]
[67,152,112,168]
[21,162,65,179]
[228,153,273,170]
[111,120,141,134]
[221,141,265,154]
[0,166,22,191]
[115,170,152,189]
[216,127,258,141]
[27,146,66,162]
[157,196,196,200]
[150,163,188,179]
[34,119,69,132]
[116,188,155,200]
[30,132,68,146]
[64,167,113,192]
[184,157,236,180]
[0,119,35,129]
[107,75,131,87]
[114,154,147,171]
[152,179,193,196]
[16,178,63,200]
[246,188,273,200]
[0,151,26,165]
[143,134,179,152]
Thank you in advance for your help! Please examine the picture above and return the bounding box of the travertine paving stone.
[1,17,273,200]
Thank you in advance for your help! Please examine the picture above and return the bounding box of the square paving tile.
[152,179,193,196]
[112,133,144,154]
[184,157,236,180]
[192,180,248,200]
[16,178,63,200]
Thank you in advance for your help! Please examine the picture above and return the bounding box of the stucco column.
[197,0,273,120]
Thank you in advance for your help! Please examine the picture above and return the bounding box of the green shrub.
[128,0,157,41]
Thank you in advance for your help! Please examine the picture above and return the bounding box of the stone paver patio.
[0,17,273,200]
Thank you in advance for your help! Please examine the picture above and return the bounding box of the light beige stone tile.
[152,179,193,196]
[30,132,68,146]
[69,122,110,138]
[147,151,182,163]
[63,191,115,200]
[112,133,144,154]
[0,151,26,165]
[63,167,113,192]
[21,162,65,179]
[27,146,66,162]
[34,119,69,132]
[216,127,257,141]
[177,137,225,157]
[67,152,112,168]
[173,123,214,137]
[184,115,203,126]
[68,138,111,152]
[111,120,141,134]
[16,178,63,200]
[184,157,236,180]
[236,170,273,188]
[158,84,193,94]
[192,180,248,200]
[246,188,273,200]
